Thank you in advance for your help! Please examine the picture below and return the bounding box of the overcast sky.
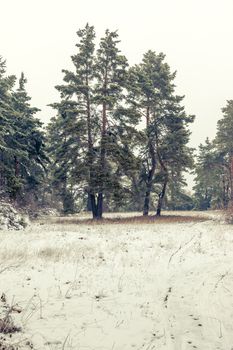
[1,0,233,150]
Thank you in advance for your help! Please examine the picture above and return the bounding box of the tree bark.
[143,164,156,215]
[90,193,98,218]
[156,179,167,216]
[143,106,157,216]
[96,192,103,219]
[85,74,97,219]
[96,71,108,220]
[155,140,168,216]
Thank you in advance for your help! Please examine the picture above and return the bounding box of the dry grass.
[0,294,22,335]
[0,215,229,349]
[0,317,21,335]
[0,211,212,265]
[43,213,209,226]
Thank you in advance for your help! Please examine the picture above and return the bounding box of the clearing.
[0,211,233,350]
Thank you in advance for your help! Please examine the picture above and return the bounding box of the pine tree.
[48,26,139,218]
[154,96,194,215]
[0,57,18,197]
[194,101,233,210]
[48,24,96,214]
[193,138,228,209]
[215,100,233,204]
[0,59,47,204]
[47,100,87,213]
[11,73,47,203]
[93,29,131,218]
[129,51,194,216]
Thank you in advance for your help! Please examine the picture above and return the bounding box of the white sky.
[1,0,233,150]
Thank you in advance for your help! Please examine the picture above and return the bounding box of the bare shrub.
[0,294,21,335]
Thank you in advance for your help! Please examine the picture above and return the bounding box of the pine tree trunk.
[86,77,97,218]
[97,97,107,220]
[143,167,155,216]
[96,193,103,219]
[156,180,167,216]
[143,106,156,216]
[155,140,168,216]
[90,193,98,219]
[143,190,150,216]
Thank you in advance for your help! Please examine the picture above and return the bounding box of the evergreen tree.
[48,24,96,213]
[129,51,194,216]
[48,25,139,218]
[215,100,233,204]
[0,57,18,197]
[11,73,47,203]
[0,58,47,205]
[47,101,87,213]
[93,29,133,218]
[154,96,194,215]
[194,101,233,210]
[193,138,228,209]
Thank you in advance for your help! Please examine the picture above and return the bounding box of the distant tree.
[193,138,229,209]
[215,100,233,205]
[194,101,233,210]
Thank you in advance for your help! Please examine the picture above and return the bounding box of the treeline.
[2,24,231,217]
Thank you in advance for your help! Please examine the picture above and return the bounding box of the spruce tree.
[0,58,47,204]
[11,73,47,203]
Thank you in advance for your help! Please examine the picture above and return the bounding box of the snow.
[0,213,233,349]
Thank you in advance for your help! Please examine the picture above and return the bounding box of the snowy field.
[1,212,233,350]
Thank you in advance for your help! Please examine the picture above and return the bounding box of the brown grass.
[42,214,209,226]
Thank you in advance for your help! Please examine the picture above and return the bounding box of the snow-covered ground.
[0,212,233,350]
